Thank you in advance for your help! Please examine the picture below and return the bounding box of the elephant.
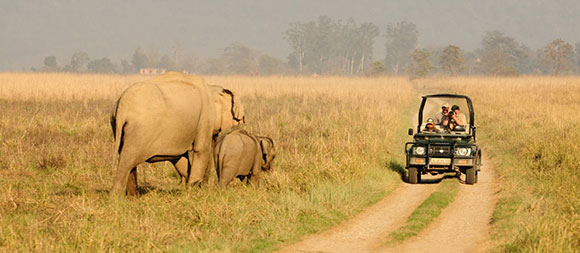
[213,129,276,187]
[110,72,244,195]
[171,84,246,182]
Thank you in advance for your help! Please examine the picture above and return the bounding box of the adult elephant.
[171,84,246,183]
[110,72,244,195]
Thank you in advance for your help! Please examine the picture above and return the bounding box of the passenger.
[433,103,450,127]
[450,105,467,130]
[436,117,451,133]
[422,118,440,133]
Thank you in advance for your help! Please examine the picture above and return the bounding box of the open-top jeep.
[405,94,481,184]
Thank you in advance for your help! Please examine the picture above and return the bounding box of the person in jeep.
[449,105,467,131]
[422,118,441,133]
[433,103,450,125]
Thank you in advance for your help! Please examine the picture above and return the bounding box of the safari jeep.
[405,94,482,185]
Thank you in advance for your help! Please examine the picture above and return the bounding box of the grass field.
[1,73,578,252]
[0,73,414,251]
[423,76,580,252]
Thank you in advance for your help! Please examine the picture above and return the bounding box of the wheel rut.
[379,155,497,253]
[278,182,438,253]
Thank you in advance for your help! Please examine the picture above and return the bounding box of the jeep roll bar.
[416,94,476,141]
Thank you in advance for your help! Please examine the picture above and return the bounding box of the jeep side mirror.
[408,128,413,135]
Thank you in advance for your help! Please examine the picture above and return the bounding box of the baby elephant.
[214,129,276,187]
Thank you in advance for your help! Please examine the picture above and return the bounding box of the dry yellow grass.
[0,73,146,101]
[0,73,414,251]
[3,73,576,251]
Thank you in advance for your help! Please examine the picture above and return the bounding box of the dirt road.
[279,95,497,253]
[278,159,496,253]
[379,157,497,253]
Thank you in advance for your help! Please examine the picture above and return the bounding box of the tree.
[542,39,575,75]
[576,42,580,71]
[408,49,433,78]
[87,58,117,73]
[220,42,257,75]
[479,31,522,76]
[43,56,58,71]
[356,22,379,74]
[284,16,379,75]
[439,45,464,75]
[131,47,149,71]
[70,51,90,72]
[384,21,418,74]
[284,21,312,72]
[334,20,379,74]
[201,58,225,74]
[119,59,134,74]
[258,54,287,75]
[368,61,386,76]
[158,55,178,71]
[517,45,542,74]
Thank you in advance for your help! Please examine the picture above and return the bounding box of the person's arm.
[452,113,465,125]
[457,114,466,125]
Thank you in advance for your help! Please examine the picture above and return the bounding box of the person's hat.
[426,118,434,124]
[442,103,450,108]
[451,105,460,111]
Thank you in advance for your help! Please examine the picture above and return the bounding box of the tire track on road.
[278,182,438,253]
[379,154,497,253]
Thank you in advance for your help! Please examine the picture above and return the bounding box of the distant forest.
[33,16,580,76]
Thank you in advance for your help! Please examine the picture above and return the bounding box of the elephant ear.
[223,89,245,123]
[259,137,275,162]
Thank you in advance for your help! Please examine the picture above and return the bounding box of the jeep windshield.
[418,95,473,136]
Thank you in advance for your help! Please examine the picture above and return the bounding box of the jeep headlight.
[414,146,425,155]
[454,147,470,156]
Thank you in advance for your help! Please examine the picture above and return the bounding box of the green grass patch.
[386,178,459,244]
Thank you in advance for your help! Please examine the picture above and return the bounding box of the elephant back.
[111,72,215,160]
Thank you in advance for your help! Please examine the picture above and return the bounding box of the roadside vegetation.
[0,73,414,251]
[425,76,580,252]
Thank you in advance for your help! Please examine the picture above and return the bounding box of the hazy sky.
[1,0,579,71]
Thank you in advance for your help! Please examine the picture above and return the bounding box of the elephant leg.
[111,153,142,196]
[219,178,231,187]
[202,158,212,184]
[188,149,212,187]
[171,157,189,187]
[248,152,262,186]
[126,167,139,196]
[249,173,260,186]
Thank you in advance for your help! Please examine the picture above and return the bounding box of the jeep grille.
[429,146,451,155]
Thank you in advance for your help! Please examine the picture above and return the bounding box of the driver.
[433,103,450,127]
[423,118,441,133]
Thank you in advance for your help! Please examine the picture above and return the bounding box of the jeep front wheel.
[465,167,476,185]
[408,167,420,184]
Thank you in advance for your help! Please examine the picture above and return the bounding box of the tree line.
[34,16,580,76]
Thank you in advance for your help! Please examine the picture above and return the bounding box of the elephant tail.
[110,99,126,174]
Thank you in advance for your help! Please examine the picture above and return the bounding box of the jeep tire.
[408,167,420,184]
[466,167,476,185]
